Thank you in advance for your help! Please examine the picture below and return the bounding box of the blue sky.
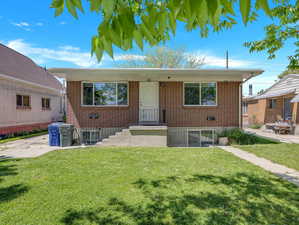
[0,0,294,95]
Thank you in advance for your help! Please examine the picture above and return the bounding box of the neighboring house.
[0,44,63,136]
[245,74,299,134]
[50,68,263,147]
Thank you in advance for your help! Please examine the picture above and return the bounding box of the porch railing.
[139,108,159,122]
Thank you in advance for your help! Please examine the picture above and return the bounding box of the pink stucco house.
[0,44,63,136]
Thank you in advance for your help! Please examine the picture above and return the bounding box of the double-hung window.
[16,95,30,108]
[184,82,217,106]
[82,82,128,106]
[42,98,51,110]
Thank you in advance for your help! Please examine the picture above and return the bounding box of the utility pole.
[226,50,229,69]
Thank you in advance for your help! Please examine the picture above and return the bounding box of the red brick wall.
[159,81,241,127]
[0,122,50,135]
[67,81,241,128]
[264,98,284,123]
[248,99,266,124]
[247,95,297,125]
[67,81,139,128]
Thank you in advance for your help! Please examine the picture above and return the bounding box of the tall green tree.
[278,68,299,79]
[244,1,299,69]
[50,0,298,69]
[116,47,205,68]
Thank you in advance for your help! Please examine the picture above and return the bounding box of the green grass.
[238,143,299,171]
[248,124,262,129]
[0,131,48,144]
[0,147,299,225]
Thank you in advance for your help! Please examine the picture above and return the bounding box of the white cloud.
[189,51,255,68]
[59,45,80,51]
[36,22,44,26]
[204,55,255,68]
[12,22,30,27]
[11,21,31,31]
[114,54,145,61]
[5,39,143,68]
[6,39,100,67]
[60,21,67,25]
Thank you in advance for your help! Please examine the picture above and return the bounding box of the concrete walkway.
[0,135,84,159]
[219,146,299,187]
[245,128,299,144]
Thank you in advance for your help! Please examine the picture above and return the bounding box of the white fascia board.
[0,73,61,94]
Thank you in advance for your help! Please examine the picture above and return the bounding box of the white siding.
[0,77,62,127]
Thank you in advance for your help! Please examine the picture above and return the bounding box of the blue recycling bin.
[48,123,63,146]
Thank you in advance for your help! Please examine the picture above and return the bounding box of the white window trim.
[81,81,129,107]
[183,82,218,107]
[186,128,216,147]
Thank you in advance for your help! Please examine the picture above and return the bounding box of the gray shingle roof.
[0,43,62,91]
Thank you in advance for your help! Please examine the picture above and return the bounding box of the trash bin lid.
[59,124,74,128]
[48,122,64,128]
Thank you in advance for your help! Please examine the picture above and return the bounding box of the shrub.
[219,128,278,145]
[249,124,262,129]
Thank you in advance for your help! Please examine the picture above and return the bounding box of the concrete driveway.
[0,135,84,159]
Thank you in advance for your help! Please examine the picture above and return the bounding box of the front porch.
[99,125,168,147]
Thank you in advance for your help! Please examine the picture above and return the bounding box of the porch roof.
[49,68,263,82]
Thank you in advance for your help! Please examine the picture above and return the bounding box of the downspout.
[239,83,242,129]
[240,72,257,129]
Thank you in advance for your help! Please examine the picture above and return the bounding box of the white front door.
[139,82,159,122]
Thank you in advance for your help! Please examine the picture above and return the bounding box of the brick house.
[0,44,63,136]
[50,68,263,147]
[245,74,299,134]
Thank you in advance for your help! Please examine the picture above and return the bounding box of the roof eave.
[49,68,264,82]
[0,73,62,94]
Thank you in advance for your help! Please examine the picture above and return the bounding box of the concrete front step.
[99,126,168,147]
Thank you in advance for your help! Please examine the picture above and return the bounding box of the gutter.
[239,71,263,129]
[0,73,61,94]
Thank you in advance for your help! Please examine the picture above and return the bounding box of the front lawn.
[238,143,299,171]
[1,147,299,225]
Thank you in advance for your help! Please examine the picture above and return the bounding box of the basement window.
[187,130,215,147]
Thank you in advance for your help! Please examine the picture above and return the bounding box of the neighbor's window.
[16,95,30,108]
[269,99,277,109]
[184,82,216,106]
[82,82,128,106]
[42,98,51,110]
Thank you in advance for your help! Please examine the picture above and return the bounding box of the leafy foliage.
[219,128,278,145]
[249,123,262,129]
[278,68,299,79]
[116,46,205,68]
[244,0,299,69]
[50,0,273,61]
